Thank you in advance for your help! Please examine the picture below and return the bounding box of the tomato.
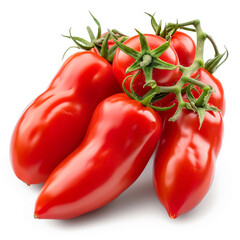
[153,102,223,219]
[112,34,180,97]
[34,93,162,219]
[170,31,196,67]
[10,51,121,185]
[191,68,225,115]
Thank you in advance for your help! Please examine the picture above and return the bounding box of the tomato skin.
[10,51,121,185]
[153,103,223,219]
[34,93,162,219]
[171,31,196,67]
[191,68,226,115]
[112,34,180,96]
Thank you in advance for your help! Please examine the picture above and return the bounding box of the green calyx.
[145,12,229,74]
[204,47,229,74]
[62,12,127,63]
[109,29,178,87]
[117,17,225,128]
[185,84,220,129]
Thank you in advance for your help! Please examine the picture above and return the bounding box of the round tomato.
[112,34,180,96]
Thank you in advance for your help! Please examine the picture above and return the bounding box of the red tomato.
[112,34,180,96]
[171,31,196,67]
[153,102,223,219]
[10,51,121,185]
[34,93,162,219]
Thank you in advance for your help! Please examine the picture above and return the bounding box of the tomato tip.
[34,213,38,219]
[169,213,176,219]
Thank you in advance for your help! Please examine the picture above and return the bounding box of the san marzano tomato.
[10,51,121,185]
[153,102,223,218]
[34,93,161,219]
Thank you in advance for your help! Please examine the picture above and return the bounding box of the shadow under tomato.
[52,159,166,228]
[40,156,219,227]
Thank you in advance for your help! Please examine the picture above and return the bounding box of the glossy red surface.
[34,93,161,219]
[10,51,121,184]
[154,104,223,218]
[171,31,196,67]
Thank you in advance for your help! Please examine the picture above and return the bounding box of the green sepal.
[111,35,140,59]
[145,12,162,36]
[129,71,141,99]
[151,57,177,70]
[107,36,128,63]
[126,59,143,73]
[150,103,175,111]
[89,11,101,39]
[68,28,93,50]
[204,104,221,112]
[168,104,184,122]
[142,66,154,84]
[186,84,196,104]
[122,75,137,100]
[62,35,92,47]
[86,26,95,42]
[144,12,158,33]
[100,33,110,60]
[204,48,229,74]
[62,46,79,60]
[151,39,171,57]
[135,29,151,53]
[143,80,157,88]
[110,29,177,88]
[122,72,141,101]
[196,107,206,129]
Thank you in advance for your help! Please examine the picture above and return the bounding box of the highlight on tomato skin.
[10,51,121,185]
[153,103,224,219]
[170,31,196,67]
[34,93,162,220]
[9,14,227,221]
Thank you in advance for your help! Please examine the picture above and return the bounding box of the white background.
[1,0,239,239]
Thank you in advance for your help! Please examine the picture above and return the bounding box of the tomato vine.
[110,19,227,127]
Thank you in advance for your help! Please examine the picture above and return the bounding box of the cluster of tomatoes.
[10,14,226,219]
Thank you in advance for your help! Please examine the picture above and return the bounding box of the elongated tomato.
[34,93,161,219]
[154,104,223,219]
[10,51,121,185]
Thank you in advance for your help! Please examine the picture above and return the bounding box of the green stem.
[154,19,214,121]
[140,54,152,67]
[182,77,207,89]
[206,34,219,56]
[195,85,211,107]
[118,18,223,125]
